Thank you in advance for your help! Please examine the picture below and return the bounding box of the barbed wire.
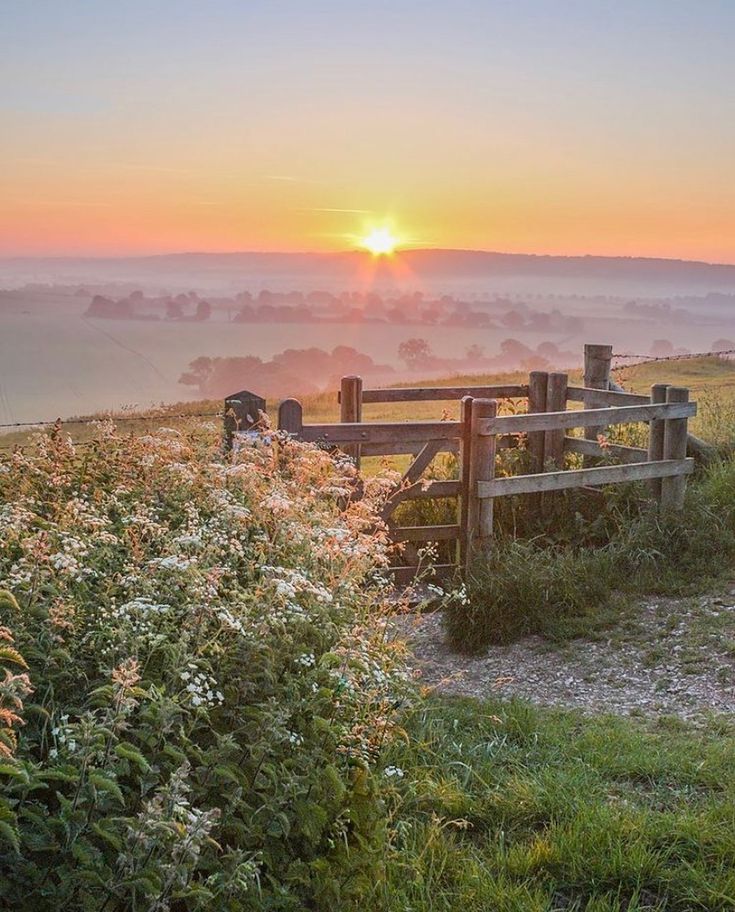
[612,348,735,368]
[0,411,223,431]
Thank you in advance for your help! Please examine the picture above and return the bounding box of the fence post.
[278,398,303,436]
[340,375,363,468]
[648,383,669,501]
[458,396,474,568]
[527,370,548,473]
[661,386,690,511]
[583,343,613,465]
[544,372,568,469]
[223,390,266,451]
[467,398,497,566]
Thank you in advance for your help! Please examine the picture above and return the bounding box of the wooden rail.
[479,402,696,436]
[226,343,698,586]
[300,420,462,445]
[355,384,529,403]
[478,458,694,498]
[563,437,648,463]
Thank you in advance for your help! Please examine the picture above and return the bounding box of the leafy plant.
[0,423,409,910]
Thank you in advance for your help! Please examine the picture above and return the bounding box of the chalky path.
[394,592,735,721]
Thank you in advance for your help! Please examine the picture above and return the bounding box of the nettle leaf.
[0,762,30,784]
[0,646,28,669]
[0,819,20,854]
[92,820,123,852]
[42,766,81,785]
[88,772,124,806]
[115,742,151,772]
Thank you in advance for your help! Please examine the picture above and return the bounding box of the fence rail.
[227,342,698,585]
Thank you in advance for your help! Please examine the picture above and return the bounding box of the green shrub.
[0,424,409,910]
[446,541,613,650]
[446,458,735,651]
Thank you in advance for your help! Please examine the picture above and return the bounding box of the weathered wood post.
[278,398,303,436]
[647,383,669,500]
[661,386,690,511]
[467,398,497,566]
[527,370,548,473]
[223,390,266,451]
[340,375,363,468]
[583,343,613,465]
[544,372,568,469]
[458,396,474,568]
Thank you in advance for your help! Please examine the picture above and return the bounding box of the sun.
[360,227,399,256]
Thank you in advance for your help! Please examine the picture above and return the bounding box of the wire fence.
[612,348,735,368]
[0,411,224,451]
[3,348,735,451]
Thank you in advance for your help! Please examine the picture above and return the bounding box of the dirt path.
[392,591,735,720]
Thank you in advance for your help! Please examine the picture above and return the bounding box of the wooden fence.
[226,343,697,584]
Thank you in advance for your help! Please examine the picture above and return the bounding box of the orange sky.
[2,2,734,262]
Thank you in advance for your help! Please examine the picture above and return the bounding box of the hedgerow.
[0,422,410,910]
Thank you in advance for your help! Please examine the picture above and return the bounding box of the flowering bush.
[0,422,410,910]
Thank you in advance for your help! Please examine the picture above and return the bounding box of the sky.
[1,0,734,261]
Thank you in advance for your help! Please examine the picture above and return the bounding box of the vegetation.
[1,356,735,909]
[377,698,735,911]
[0,422,409,910]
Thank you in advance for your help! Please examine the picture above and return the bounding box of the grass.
[377,697,735,911]
[446,458,735,651]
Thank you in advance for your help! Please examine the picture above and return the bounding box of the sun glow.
[360,227,399,256]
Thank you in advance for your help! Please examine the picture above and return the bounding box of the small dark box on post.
[223,390,266,451]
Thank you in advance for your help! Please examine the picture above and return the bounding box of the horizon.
[2,1,735,261]
[5,246,735,270]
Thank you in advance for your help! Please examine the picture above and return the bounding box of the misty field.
[3,288,735,425]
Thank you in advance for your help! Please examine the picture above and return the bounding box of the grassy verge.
[376,696,735,911]
[445,457,735,650]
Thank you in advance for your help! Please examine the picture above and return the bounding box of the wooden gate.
[227,343,698,587]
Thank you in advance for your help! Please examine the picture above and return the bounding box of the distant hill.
[4,248,735,296]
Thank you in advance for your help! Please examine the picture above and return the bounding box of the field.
[1,355,734,910]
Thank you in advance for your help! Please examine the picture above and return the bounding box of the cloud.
[299,207,373,214]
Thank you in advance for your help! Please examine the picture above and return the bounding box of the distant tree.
[465,344,485,363]
[165,299,184,320]
[398,338,433,370]
[502,310,525,330]
[194,300,212,321]
[179,356,213,390]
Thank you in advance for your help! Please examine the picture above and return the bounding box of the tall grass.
[374,698,735,911]
[446,457,735,651]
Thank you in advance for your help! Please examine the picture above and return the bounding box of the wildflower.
[383,765,404,778]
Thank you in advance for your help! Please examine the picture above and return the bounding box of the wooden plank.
[340,375,362,466]
[527,371,548,474]
[648,383,669,500]
[392,524,461,542]
[360,435,517,457]
[477,458,694,498]
[479,402,696,436]
[544,372,568,469]
[381,479,461,520]
[458,396,473,568]
[358,384,528,403]
[401,440,443,485]
[468,399,497,564]
[583,343,614,462]
[661,387,690,511]
[277,398,303,434]
[566,386,650,405]
[361,440,457,457]
[301,420,462,445]
[386,563,456,585]
[564,437,648,463]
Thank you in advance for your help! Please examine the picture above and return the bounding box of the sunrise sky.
[1,0,734,261]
